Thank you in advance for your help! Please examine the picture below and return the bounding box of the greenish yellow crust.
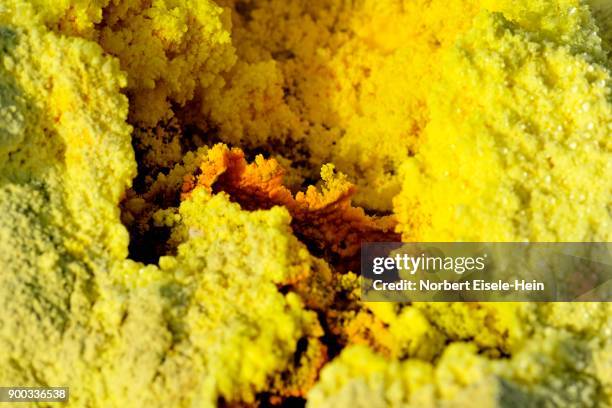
[0,12,327,406]
[0,0,610,407]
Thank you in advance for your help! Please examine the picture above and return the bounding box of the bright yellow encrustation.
[0,0,610,407]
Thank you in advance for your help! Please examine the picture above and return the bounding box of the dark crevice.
[126,224,173,265]
[316,310,344,361]
[253,395,306,408]
[293,337,309,366]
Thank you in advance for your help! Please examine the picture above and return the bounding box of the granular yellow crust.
[309,302,612,407]
[0,10,329,406]
[0,0,610,407]
[394,6,612,242]
[98,0,236,126]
